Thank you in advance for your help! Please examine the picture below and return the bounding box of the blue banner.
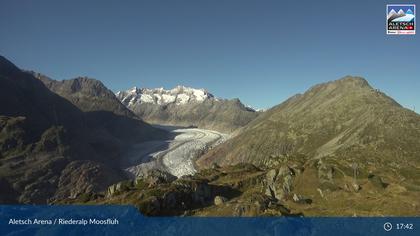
[0,205,419,236]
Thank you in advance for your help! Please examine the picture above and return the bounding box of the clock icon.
[384,222,393,232]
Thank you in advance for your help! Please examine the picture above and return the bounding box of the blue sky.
[0,0,419,111]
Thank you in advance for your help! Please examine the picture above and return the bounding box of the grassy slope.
[198,76,420,168]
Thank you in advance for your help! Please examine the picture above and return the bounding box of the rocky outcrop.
[317,160,334,183]
[368,174,388,189]
[264,166,295,201]
[292,193,312,204]
[214,195,228,206]
[230,193,291,216]
[56,160,125,199]
[140,169,177,187]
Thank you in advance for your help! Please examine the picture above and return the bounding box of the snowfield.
[116,85,214,106]
[121,127,228,178]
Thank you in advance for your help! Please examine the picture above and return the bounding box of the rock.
[232,202,264,216]
[317,188,324,199]
[214,196,228,206]
[144,169,177,186]
[106,180,133,197]
[319,181,340,192]
[266,166,294,185]
[352,182,361,192]
[233,205,250,216]
[172,178,213,205]
[232,193,292,216]
[107,184,117,196]
[211,163,220,169]
[317,161,334,182]
[343,183,350,191]
[266,185,285,201]
[106,182,124,197]
[264,166,294,201]
[282,175,293,194]
[268,202,291,215]
[279,165,294,177]
[266,169,278,184]
[368,174,387,189]
[292,194,312,204]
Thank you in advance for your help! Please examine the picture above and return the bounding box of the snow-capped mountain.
[116,85,259,133]
[397,9,405,15]
[116,85,215,106]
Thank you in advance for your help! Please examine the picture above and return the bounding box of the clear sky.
[0,0,419,111]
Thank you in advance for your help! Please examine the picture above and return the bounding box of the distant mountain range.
[116,86,259,133]
[117,86,216,106]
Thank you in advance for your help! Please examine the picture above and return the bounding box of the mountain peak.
[306,76,371,96]
[68,76,107,93]
[116,85,258,132]
[117,85,215,106]
[32,73,137,117]
[335,76,370,87]
[0,55,21,76]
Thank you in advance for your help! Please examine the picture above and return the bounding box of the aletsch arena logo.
[387,4,416,35]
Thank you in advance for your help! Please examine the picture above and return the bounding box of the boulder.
[368,174,387,189]
[214,196,228,206]
[292,193,312,204]
[107,184,117,196]
[351,182,361,192]
[264,166,294,200]
[106,180,133,197]
[317,161,334,182]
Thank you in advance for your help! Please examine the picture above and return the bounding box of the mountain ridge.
[198,75,420,167]
[0,55,167,204]
[117,85,259,133]
[117,85,216,106]
[33,72,137,119]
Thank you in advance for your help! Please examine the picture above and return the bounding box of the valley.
[1,55,420,217]
[121,126,228,178]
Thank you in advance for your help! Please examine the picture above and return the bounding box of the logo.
[387,4,415,35]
